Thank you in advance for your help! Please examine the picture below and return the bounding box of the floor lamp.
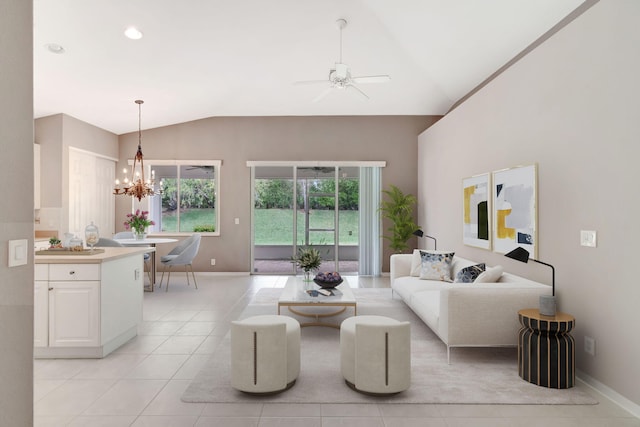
[504,247,556,316]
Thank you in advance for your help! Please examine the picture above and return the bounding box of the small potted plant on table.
[292,247,322,282]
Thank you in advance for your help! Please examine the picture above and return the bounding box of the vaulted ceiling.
[34,0,586,134]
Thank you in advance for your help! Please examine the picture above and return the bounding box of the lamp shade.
[504,246,531,263]
[412,229,424,237]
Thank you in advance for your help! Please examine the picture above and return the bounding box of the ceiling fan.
[295,18,391,102]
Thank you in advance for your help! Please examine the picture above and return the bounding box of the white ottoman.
[231,314,301,394]
[340,315,411,395]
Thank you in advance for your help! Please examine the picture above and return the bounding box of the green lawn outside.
[159,208,359,245]
[254,209,358,245]
[161,208,216,232]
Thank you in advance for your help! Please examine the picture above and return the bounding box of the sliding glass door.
[251,165,361,275]
[252,166,296,274]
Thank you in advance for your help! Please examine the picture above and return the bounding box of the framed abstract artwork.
[462,173,491,250]
[492,164,537,257]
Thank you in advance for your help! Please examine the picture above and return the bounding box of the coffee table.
[278,276,357,328]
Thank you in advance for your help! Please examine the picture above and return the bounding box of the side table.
[518,308,575,389]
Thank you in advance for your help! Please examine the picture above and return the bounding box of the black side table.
[518,308,575,389]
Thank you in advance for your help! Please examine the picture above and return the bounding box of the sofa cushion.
[474,265,504,283]
[419,251,455,282]
[409,290,440,329]
[393,276,451,301]
[454,263,486,283]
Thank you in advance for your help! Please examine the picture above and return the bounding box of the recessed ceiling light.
[124,26,143,40]
[45,43,65,54]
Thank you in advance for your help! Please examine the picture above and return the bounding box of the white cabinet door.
[68,148,115,238]
[49,281,100,347]
[34,281,49,347]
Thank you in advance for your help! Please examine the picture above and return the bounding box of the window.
[138,160,220,235]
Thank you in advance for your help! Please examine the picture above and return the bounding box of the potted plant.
[48,236,62,249]
[124,209,155,239]
[380,184,419,253]
[291,246,322,281]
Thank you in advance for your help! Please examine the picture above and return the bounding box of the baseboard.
[577,369,640,418]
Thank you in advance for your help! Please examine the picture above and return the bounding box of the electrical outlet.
[584,336,596,356]
[210,258,216,266]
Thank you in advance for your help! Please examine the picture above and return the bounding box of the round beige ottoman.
[231,314,300,394]
[340,315,411,395]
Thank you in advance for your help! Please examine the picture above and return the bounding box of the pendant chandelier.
[113,99,157,201]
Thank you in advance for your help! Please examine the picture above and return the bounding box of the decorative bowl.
[313,278,343,289]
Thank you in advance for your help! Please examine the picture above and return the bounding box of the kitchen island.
[34,247,153,358]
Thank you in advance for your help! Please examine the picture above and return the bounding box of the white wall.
[0,0,34,424]
[418,0,640,410]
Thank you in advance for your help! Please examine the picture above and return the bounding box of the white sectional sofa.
[390,251,551,362]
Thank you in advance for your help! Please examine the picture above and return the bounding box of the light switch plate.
[8,239,28,267]
[580,230,597,247]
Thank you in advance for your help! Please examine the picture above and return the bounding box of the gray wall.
[34,113,120,234]
[418,0,639,411]
[116,116,438,272]
[0,0,34,424]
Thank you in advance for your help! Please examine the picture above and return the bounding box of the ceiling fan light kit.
[296,18,390,102]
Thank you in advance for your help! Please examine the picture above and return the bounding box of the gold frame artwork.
[492,164,538,257]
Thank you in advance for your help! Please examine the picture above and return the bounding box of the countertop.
[35,247,154,264]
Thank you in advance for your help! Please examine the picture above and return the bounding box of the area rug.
[182,288,597,405]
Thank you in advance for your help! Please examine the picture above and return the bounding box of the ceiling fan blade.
[352,75,391,84]
[294,79,328,85]
[347,83,369,99]
[312,87,334,103]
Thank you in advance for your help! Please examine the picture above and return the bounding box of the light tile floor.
[34,274,639,426]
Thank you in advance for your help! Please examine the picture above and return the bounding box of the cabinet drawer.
[35,264,49,281]
[49,264,100,281]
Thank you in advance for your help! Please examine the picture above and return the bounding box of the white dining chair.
[159,234,201,291]
[95,237,123,247]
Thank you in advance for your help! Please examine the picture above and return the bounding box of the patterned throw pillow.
[419,251,455,282]
[454,263,486,283]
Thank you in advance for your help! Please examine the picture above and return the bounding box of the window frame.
[130,159,221,236]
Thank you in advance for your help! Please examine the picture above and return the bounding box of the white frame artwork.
[492,164,538,257]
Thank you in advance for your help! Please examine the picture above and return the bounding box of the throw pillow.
[419,251,455,282]
[474,265,504,283]
[454,263,486,283]
[409,249,422,276]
